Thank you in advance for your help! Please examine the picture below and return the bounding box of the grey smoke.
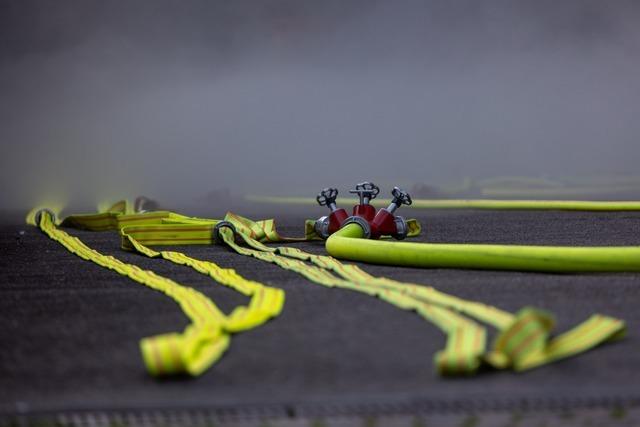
[1,0,639,210]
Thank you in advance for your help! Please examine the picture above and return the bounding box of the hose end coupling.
[213,220,237,245]
[341,215,372,239]
[393,216,409,240]
[314,215,331,239]
[34,208,57,226]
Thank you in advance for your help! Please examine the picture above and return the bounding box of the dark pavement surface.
[1,207,639,417]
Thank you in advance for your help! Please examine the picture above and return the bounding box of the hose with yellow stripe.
[27,204,284,378]
[207,213,625,375]
[27,202,628,377]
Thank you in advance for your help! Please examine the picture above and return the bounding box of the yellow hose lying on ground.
[326,223,640,272]
[450,175,640,198]
[210,213,626,374]
[246,195,640,211]
[27,200,630,377]
[27,203,285,377]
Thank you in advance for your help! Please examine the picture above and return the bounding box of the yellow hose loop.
[435,326,486,376]
[27,204,285,377]
[184,211,628,375]
[212,215,627,375]
[493,308,555,370]
[324,224,626,372]
[208,222,487,375]
[140,325,231,377]
[29,201,628,377]
[140,333,188,376]
[499,311,626,372]
[213,215,500,376]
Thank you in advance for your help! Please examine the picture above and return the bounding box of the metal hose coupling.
[314,215,331,240]
[134,196,158,213]
[34,208,57,226]
[340,216,372,239]
[213,220,237,245]
[393,215,409,240]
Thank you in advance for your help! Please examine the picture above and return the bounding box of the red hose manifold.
[370,186,412,240]
[314,187,349,239]
[349,181,379,222]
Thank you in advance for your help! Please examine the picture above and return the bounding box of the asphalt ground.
[1,206,640,422]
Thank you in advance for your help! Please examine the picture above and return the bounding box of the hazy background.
[1,0,639,210]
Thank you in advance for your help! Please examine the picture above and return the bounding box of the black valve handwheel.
[350,181,380,199]
[317,187,339,206]
[357,181,380,198]
[391,186,412,206]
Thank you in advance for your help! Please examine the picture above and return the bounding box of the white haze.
[1,0,639,209]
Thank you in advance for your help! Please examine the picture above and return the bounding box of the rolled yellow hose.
[326,224,640,272]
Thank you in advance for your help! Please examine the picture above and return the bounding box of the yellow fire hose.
[208,213,626,375]
[26,200,628,378]
[246,195,640,211]
[27,203,285,377]
[446,175,640,198]
[326,223,640,272]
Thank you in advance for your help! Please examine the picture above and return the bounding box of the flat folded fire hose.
[27,203,285,377]
[27,201,627,377]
